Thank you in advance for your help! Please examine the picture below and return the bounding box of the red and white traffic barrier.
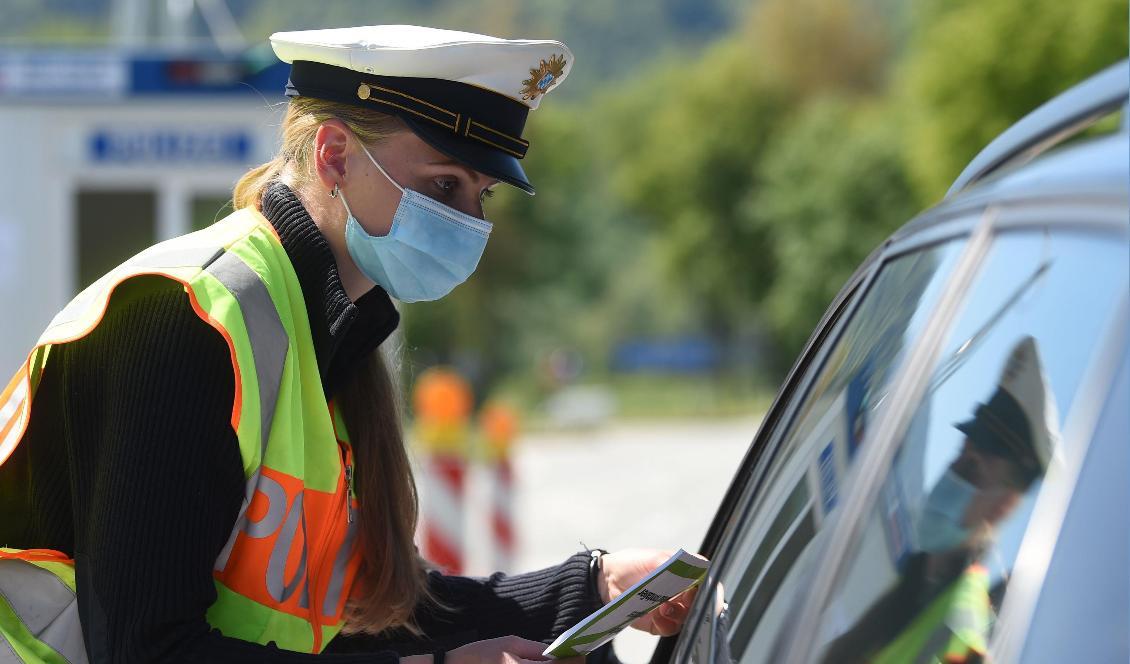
[413,368,474,575]
[421,453,466,574]
[489,456,515,572]
[480,403,519,573]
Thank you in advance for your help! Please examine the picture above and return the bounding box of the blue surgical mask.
[915,468,977,553]
[339,141,492,303]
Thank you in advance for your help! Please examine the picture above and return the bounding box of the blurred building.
[0,48,287,373]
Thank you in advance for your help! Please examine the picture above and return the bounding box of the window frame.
[656,207,988,664]
[999,302,1128,663]
[982,205,1129,662]
[780,200,1129,664]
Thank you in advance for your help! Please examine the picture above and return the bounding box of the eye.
[480,187,496,204]
[432,177,458,199]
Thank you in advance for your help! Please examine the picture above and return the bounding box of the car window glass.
[809,229,1127,664]
[688,239,966,664]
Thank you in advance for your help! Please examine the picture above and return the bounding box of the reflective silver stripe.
[322,516,358,617]
[0,559,88,664]
[215,471,287,574]
[213,475,255,574]
[47,245,224,331]
[125,245,225,271]
[946,605,985,636]
[266,492,309,607]
[204,251,288,461]
[0,381,28,463]
[0,381,25,424]
[242,474,289,539]
[206,251,290,575]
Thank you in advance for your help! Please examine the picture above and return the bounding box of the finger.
[676,585,700,605]
[651,605,687,636]
[650,615,682,637]
[660,599,689,622]
[503,635,554,660]
[632,613,676,637]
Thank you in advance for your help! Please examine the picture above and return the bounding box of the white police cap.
[270,25,575,193]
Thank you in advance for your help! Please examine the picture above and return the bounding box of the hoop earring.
[330,184,340,199]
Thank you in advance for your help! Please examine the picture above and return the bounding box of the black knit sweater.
[0,182,602,662]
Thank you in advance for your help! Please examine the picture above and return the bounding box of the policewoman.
[0,26,694,663]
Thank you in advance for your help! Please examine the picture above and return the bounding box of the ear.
[313,119,351,193]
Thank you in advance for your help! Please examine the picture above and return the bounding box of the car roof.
[946,60,1129,198]
[894,123,1127,246]
[965,129,1129,204]
[894,59,1128,242]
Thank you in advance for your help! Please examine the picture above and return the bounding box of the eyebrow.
[425,157,497,185]
[426,157,472,173]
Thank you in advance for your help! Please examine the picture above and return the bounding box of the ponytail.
[232,156,287,211]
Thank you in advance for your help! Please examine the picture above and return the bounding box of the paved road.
[419,416,757,662]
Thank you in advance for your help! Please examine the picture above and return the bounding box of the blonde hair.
[234,99,431,637]
[233,97,405,210]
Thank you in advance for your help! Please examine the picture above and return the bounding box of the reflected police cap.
[955,336,1061,486]
[270,25,574,194]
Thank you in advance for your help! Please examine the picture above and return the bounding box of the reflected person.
[822,336,1059,664]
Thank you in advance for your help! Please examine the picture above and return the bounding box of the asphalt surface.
[417,416,757,662]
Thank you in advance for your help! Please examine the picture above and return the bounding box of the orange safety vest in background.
[0,208,362,658]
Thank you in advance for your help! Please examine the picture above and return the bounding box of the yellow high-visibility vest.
[0,208,362,660]
[872,564,991,664]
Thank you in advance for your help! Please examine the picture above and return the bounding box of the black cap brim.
[401,115,535,195]
[285,62,537,194]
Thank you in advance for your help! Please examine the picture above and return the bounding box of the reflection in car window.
[704,240,965,664]
[812,230,1128,664]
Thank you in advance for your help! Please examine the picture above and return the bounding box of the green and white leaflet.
[544,549,709,658]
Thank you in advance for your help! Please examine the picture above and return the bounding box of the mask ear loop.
[356,140,406,193]
[336,184,356,219]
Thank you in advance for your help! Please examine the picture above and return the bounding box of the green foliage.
[743,0,891,96]
[743,99,917,362]
[602,0,895,349]
[603,42,789,332]
[898,0,1130,202]
[10,0,1126,407]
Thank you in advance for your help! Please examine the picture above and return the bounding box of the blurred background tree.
[7,0,1125,418]
[898,0,1129,201]
[742,99,917,364]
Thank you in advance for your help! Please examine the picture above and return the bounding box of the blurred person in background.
[0,25,695,663]
[821,336,1058,664]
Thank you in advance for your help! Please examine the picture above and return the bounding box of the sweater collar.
[259,181,399,395]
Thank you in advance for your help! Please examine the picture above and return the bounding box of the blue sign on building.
[89,129,252,165]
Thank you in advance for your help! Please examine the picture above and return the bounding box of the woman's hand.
[434,635,583,664]
[597,549,706,637]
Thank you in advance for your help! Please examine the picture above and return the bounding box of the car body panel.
[655,65,1129,664]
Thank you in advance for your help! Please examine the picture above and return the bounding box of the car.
[649,60,1129,664]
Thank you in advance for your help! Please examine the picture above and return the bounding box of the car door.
[665,199,1127,663]
[786,203,1129,664]
[655,211,980,664]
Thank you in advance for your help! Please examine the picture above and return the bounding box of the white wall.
[0,97,283,377]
